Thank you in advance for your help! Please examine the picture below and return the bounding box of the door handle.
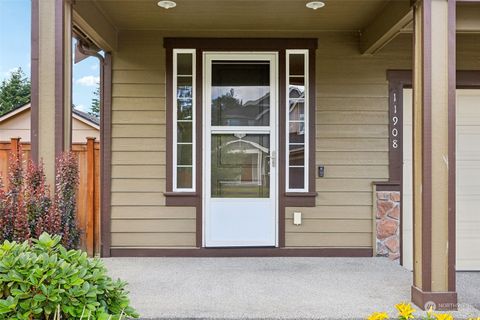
[269,151,276,168]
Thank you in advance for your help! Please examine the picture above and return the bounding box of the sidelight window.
[286,50,309,192]
[173,49,196,191]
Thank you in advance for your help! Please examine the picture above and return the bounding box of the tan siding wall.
[285,33,412,248]
[110,34,196,247]
[110,31,479,249]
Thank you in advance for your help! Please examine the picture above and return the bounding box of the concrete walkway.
[104,258,480,319]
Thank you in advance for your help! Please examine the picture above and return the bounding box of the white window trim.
[286,49,309,193]
[173,49,196,192]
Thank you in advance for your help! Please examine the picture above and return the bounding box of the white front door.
[204,52,278,247]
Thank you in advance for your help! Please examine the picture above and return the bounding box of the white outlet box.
[293,212,302,225]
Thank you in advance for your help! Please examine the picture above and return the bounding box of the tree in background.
[0,68,31,115]
[89,85,100,118]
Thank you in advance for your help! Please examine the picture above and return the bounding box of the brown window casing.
[164,38,318,248]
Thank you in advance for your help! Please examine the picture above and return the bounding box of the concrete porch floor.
[104,258,480,319]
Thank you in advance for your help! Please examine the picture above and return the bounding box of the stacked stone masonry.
[375,191,401,260]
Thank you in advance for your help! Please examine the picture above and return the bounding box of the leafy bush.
[0,233,139,319]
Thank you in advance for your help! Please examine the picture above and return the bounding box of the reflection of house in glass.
[211,62,271,126]
[288,85,306,189]
[177,86,193,120]
[211,134,270,198]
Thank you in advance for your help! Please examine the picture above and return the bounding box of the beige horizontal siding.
[318,125,388,138]
[112,219,196,233]
[285,220,372,233]
[112,97,165,110]
[285,233,372,247]
[110,37,196,248]
[112,165,165,179]
[111,206,195,219]
[112,125,166,138]
[112,138,166,151]
[286,206,372,220]
[111,233,196,247]
[316,111,388,125]
[316,179,375,192]
[286,33,412,249]
[316,151,388,165]
[112,178,166,193]
[112,152,166,165]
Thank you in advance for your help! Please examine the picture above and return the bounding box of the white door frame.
[202,51,279,247]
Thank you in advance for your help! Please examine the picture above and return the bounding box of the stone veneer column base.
[375,191,401,259]
[411,285,458,311]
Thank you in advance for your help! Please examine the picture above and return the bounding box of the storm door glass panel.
[211,134,270,198]
[287,51,308,191]
[211,62,270,126]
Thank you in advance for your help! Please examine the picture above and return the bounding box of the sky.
[0,0,99,114]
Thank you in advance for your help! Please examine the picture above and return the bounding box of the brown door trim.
[164,39,318,249]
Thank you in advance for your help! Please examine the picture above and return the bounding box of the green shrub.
[0,233,139,319]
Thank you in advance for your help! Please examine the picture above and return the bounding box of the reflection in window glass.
[211,134,270,198]
[211,62,270,126]
[287,51,308,191]
[174,50,195,190]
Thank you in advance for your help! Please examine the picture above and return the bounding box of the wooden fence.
[0,138,100,256]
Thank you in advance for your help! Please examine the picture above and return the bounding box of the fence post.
[86,137,96,256]
[10,138,21,157]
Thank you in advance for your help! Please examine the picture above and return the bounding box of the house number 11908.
[392,92,399,149]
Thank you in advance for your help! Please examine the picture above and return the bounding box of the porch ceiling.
[91,0,389,32]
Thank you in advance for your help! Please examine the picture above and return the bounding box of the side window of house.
[173,49,196,191]
[286,50,309,192]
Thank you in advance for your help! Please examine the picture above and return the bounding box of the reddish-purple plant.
[4,148,30,242]
[24,160,52,238]
[0,149,80,248]
[0,177,6,242]
[53,152,80,249]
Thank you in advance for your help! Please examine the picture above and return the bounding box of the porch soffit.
[87,0,390,33]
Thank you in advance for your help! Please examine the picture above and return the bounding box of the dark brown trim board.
[195,50,204,247]
[30,0,39,162]
[278,49,287,247]
[420,0,434,293]
[447,0,457,294]
[411,286,458,311]
[101,53,113,257]
[163,38,318,251]
[165,48,174,198]
[55,0,66,157]
[164,38,318,51]
[111,247,372,258]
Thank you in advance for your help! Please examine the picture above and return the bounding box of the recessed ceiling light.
[306,1,325,10]
[157,0,176,9]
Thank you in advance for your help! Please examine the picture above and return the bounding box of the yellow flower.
[434,314,453,320]
[467,318,480,320]
[367,312,389,320]
[427,306,435,316]
[395,302,416,320]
